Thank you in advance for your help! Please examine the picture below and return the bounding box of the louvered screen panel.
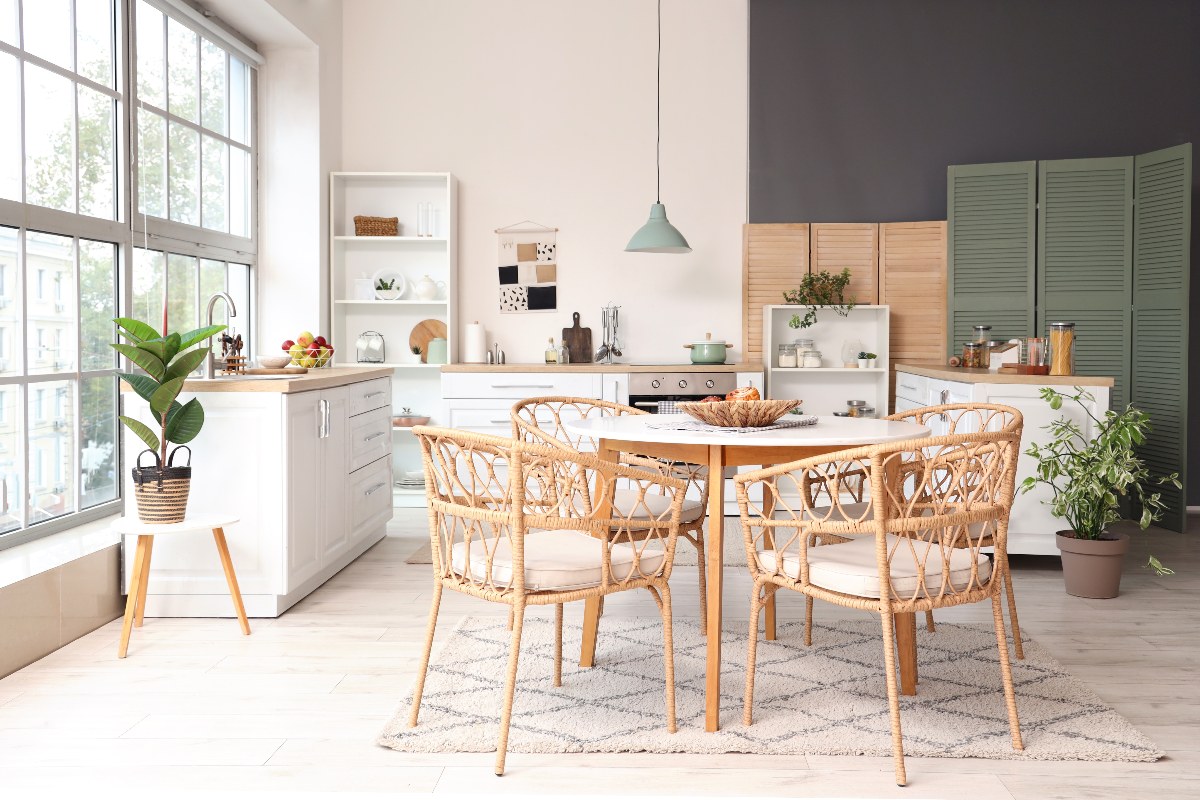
[1132,144,1191,532]
[1037,157,1133,410]
[947,162,1036,356]
[880,221,946,408]
[810,223,879,304]
[743,223,810,364]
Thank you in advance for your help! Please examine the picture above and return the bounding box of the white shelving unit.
[329,172,457,508]
[762,304,890,416]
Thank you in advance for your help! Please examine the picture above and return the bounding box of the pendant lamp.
[626,0,691,254]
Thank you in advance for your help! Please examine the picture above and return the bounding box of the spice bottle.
[545,337,558,364]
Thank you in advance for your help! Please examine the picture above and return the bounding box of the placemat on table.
[648,414,818,434]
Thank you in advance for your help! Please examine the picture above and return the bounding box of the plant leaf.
[112,343,165,380]
[135,337,171,362]
[114,317,160,343]
[119,415,160,453]
[119,372,160,404]
[178,324,226,350]
[164,398,204,444]
[149,377,186,418]
[165,347,209,381]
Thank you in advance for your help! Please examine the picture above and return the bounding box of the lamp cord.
[656,0,661,204]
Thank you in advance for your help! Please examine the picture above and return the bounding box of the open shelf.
[334,299,449,306]
[333,235,447,243]
[769,367,886,373]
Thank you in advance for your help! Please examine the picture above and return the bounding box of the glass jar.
[1048,322,1075,376]
[962,341,985,369]
[777,343,798,368]
[793,338,815,351]
[972,324,992,344]
[802,349,823,368]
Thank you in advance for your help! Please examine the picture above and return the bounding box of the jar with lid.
[1048,322,1075,376]
[793,337,815,351]
[777,343,798,368]
[972,325,992,343]
[846,399,868,418]
[802,349,823,368]
[962,341,985,368]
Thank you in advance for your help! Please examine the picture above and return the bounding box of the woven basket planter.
[131,447,192,524]
[353,215,399,236]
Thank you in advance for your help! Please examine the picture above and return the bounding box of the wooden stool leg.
[894,611,918,696]
[118,536,150,658]
[134,536,154,628]
[212,527,251,635]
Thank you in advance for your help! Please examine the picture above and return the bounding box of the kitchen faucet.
[201,292,237,379]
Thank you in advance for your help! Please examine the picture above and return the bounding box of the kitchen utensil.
[371,269,405,301]
[411,274,446,301]
[356,331,386,363]
[425,337,448,365]
[683,332,731,364]
[409,319,448,363]
[678,398,800,427]
[561,312,593,364]
[256,355,290,369]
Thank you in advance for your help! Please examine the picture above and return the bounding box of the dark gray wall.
[749,0,1200,505]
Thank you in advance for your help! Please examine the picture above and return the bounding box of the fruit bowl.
[282,333,334,368]
[677,398,800,427]
[257,355,291,369]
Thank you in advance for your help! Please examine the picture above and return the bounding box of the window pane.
[80,239,116,371]
[228,261,250,354]
[136,1,164,106]
[23,0,73,70]
[166,253,196,334]
[26,231,76,375]
[24,64,76,214]
[78,85,116,220]
[229,55,249,145]
[0,385,21,533]
[80,375,117,509]
[168,121,198,225]
[132,247,164,327]
[200,38,226,135]
[0,0,16,46]
[0,226,19,376]
[0,53,19,201]
[76,0,115,88]
[137,109,166,218]
[166,16,197,122]
[201,135,227,232]
[230,146,249,237]
[28,380,75,524]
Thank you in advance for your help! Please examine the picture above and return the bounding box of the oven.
[627,372,737,413]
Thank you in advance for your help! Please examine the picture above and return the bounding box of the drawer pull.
[364,482,387,496]
[362,390,386,399]
[364,431,387,441]
[490,383,554,389]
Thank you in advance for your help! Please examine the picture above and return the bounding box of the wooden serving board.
[244,367,308,375]
[409,319,447,363]
[561,311,592,364]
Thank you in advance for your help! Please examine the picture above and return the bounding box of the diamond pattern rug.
[378,616,1162,761]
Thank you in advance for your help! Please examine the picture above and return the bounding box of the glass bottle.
[1048,322,1075,376]
[544,337,558,363]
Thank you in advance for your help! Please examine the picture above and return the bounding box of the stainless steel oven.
[627,372,737,413]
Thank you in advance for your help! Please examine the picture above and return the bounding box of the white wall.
[340,0,748,364]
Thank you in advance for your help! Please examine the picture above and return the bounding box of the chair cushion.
[614,489,704,522]
[450,530,666,591]
[755,533,991,599]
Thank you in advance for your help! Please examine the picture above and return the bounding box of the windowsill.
[0,514,122,590]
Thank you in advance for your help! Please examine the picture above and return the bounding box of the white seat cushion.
[755,533,991,599]
[450,530,666,591]
[614,489,704,522]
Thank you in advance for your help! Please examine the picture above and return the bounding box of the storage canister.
[802,349,822,368]
[846,399,869,418]
[962,341,985,369]
[1048,322,1075,376]
[777,343,798,368]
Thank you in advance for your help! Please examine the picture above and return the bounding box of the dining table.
[562,412,932,732]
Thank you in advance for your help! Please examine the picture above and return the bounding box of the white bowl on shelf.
[372,268,406,301]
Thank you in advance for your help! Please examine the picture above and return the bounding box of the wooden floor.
[1,512,1197,799]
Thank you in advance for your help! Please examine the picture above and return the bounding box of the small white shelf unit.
[762,304,890,417]
[329,172,457,508]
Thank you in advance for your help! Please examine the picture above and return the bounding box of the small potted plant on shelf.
[375,277,402,301]
[1021,387,1180,598]
[782,268,856,329]
[857,351,877,368]
[112,317,226,524]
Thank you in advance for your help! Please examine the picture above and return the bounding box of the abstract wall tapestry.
[496,220,558,313]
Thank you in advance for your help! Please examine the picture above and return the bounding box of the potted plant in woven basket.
[1021,387,1180,598]
[113,317,225,524]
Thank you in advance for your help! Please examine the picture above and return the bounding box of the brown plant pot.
[131,448,192,524]
[1055,530,1130,599]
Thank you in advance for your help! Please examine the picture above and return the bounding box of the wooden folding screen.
[810,223,879,305]
[879,221,948,397]
[742,223,809,364]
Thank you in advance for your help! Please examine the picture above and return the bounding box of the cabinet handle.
[939,389,949,423]
[363,390,386,398]
[490,383,553,389]
[364,431,386,441]
[318,399,328,439]
[364,482,387,496]
[489,418,512,424]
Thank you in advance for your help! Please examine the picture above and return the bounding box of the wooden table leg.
[894,611,917,696]
[760,466,777,641]
[133,536,154,628]
[579,439,619,668]
[704,444,725,732]
[213,528,251,635]
[118,535,150,658]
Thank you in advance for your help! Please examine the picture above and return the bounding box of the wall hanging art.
[496,220,558,313]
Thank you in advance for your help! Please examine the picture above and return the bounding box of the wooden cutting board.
[244,367,307,375]
[561,311,592,364]
[409,319,448,363]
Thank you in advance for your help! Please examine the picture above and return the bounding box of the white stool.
[112,514,250,658]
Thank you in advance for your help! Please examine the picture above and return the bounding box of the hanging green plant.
[782,268,856,328]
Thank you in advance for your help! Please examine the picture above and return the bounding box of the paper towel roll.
[462,321,487,363]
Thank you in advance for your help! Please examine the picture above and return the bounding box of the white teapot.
[412,274,446,301]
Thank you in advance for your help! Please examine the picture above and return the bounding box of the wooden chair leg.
[991,592,1024,751]
[804,595,814,646]
[495,602,526,776]
[924,610,936,632]
[579,596,600,667]
[408,581,444,727]
[692,531,708,637]
[118,535,150,659]
[659,583,677,733]
[1003,572,1025,660]
[743,587,762,726]
[212,528,250,635]
[879,611,908,787]
[894,612,918,696]
[553,603,563,687]
[133,536,154,628]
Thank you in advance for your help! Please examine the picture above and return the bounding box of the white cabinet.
[284,387,352,579]
[441,372,606,438]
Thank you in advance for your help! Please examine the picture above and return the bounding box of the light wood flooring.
[1,512,1197,798]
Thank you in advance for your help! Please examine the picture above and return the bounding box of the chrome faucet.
[201,292,237,379]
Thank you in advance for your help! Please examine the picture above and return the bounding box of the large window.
[0,1,258,549]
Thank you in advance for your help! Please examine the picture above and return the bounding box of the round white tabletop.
[563,413,931,448]
[111,514,239,536]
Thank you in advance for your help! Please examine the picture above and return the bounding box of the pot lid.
[684,332,730,347]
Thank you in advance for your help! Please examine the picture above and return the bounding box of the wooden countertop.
[441,363,761,374]
[895,363,1115,387]
[121,366,396,394]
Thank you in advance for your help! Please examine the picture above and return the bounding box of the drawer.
[350,456,393,535]
[445,399,561,437]
[894,371,927,405]
[349,377,392,416]
[441,372,600,399]
[349,406,392,472]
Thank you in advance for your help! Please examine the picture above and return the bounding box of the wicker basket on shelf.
[678,398,800,427]
[353,215,399,236]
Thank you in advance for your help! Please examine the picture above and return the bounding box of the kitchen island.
[120,367,395,617]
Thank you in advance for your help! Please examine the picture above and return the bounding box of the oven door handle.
[632,402,661,408]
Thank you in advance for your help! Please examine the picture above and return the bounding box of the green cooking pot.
[683,333,732,364]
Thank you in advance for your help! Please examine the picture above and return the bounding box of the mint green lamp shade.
[625,202,691,254]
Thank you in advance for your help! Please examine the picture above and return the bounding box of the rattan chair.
[511,396,712,634]
[409,426,687,776]
[736,428,1024,786]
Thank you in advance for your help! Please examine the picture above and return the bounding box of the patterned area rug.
[378,616,1162,761]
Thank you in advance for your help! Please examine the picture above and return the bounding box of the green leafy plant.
[112,317,226,465]
[410,345,422,355]
[783,268,856,329]
[376,278,396,290]
[1020,387,1180,574]
[858,351,877,360]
